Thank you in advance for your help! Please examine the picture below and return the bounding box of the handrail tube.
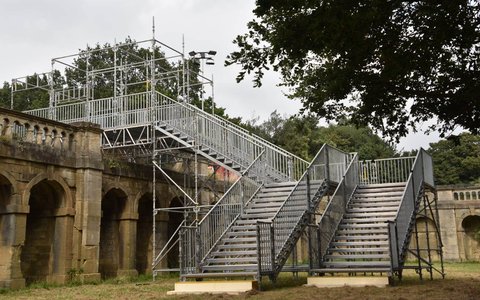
[389,149,435,271]
[257,144,350,276]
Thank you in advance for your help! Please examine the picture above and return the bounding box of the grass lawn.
[1,262,479,299]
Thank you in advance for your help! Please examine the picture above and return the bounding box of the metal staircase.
[318,183,405,273]
[179,144,351,281]
[311,149,440,282]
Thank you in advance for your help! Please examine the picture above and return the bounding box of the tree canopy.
[249,111,396,160]
[226,1,480,141]
[0,37,202,111]
[428,132,480,185]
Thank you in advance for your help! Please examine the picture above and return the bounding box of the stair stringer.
[154,124,245,175]
[394,184,425,272]
[269,179,330,279]
[198,183,265,269]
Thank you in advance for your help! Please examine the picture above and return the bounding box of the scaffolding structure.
[10,27,445,285]
[12,24,223,277]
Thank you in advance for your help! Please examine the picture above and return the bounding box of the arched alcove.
[0,175,12,245]
[167,197,184,269]
[462,215,480,261]
[135,193,158,275]
[21,179,65,284]
[99,188,127,279]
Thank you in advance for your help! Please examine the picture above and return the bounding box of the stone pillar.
[117,213,139,278]
[0,196,29,289]
[71,122,104,283]
[47,207,75,284]
[438,208,461,261]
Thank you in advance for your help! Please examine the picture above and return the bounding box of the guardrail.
[388,149,434,271]
[24,91,309,181]
[315,153,359,268]
[257,145,350,277]
[359,157,415,185]
[179,150,266,276]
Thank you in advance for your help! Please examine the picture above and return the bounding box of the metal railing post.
[256,223,262,278]
[270,223,275,274]
[325,147,330,182]
[288,156,293,181]
[195,227,201,273]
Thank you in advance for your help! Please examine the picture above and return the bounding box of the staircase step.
[336,228,388,235]
[313,267,391,274]
[202,264,258,271]
[328,247,389,253]
[349,201,400,208]
[210,250,257,257]
[220,237,257,243]
[325,254,390,260]
[334,234,389,241]
[224,231,257,237]
[205,257,257,264]
[344,212,396,218]
[331,241,389,247]
[217,244,257,250]
[338,223,388,229]
[347,206,398,213]
[322,261,391,268]
[341,217,392,223]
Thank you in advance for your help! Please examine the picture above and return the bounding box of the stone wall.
[0,108,217,289]
[437,185,480,261]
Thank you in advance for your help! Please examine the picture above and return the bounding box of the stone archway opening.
[167,197,184,269]
[0,175,12,244]
[135,193,157,275]
[99,188,127,279]
[462,215,480,261]
[21,179,64,284]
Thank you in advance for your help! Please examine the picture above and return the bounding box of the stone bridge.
[0,107,216,288]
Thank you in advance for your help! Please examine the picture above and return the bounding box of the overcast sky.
[0,0,454,151]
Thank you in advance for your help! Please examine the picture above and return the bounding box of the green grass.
[1,263,479,299]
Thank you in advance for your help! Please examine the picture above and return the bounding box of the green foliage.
[0,37,204,111]
[227,1,480,141]
[249,111,396,160]
[428,132,480,185]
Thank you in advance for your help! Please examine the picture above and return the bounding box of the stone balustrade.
[0,107,77,151]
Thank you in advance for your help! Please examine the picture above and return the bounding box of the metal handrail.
[389,149,434,271]
[257,144,351,276]
[24,91,309,181]
[359,156,415,185]
[316,153,359,265]
[198,148,266,225]
[178,150,267,275]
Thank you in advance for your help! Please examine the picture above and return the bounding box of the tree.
[249,112,396,160]
[428,132,480,185]
[226,1,480,141]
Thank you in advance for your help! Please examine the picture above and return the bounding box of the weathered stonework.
[0,108,216,288]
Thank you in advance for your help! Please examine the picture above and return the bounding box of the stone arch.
[22,173,73,209]
[20,178,74,284]
[99,188,128,279]
[461,215,480,261]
